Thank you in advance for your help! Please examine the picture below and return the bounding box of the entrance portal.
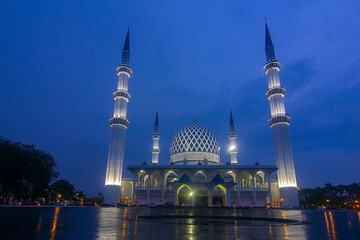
[177,185,192,206]
[212,185,226,206]
[194,186,209,207]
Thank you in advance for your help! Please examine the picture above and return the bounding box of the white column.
[175,188,178,206]
[252,173,256,206]
[264,55,299,207]
[267,173,273,208]
[229,134,238,164]
[147,172,151,204]
[236,174,241,206]
[209,189,213,207]
[161,172,165,204]
[132,174,136,204]
[152,134,160,164]
[104,66,132,204]
[226,188,231,207]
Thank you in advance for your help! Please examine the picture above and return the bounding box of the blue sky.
[0,1,359,196]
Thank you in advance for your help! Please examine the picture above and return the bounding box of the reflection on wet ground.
[0,206,359,239]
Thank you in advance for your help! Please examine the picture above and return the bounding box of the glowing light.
[177,184,192,195]
[268,225,272,237]
[267,93,284,100]
[328,212,336,239]
[105,182,122,186]
[324,212,336,239]
[189,192,193,196]
[36,217,42,233]
[117,71,131,78]
[50,207,60,240]
[279,183,297,188]
[122,208,128,237]
[283,224,288,237]
[229,145,236,151]
[324,212,330,237]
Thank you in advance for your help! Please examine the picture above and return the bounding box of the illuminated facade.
[104,28,132,203]
[264,22,299,207]
[109,22,301,208]
[124,119,280,207]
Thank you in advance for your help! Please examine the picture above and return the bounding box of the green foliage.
[0,137,59,204]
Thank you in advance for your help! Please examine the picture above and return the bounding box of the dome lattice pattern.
[170,122,220,156]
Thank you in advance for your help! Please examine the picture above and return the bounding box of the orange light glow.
[50,207,60,240]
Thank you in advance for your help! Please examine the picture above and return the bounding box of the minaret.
[228,110,238,164]
[263,21,299,207]
[151,111,160,164]
[104,28,132,204]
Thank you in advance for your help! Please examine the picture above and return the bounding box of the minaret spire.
[230,110,235,134]
[228,110,238,164]
[154,110,159,134]
[104,27,133,204]
[152,111,160,164]
[265,21,276,62]
[121,27,130,66]
[263,21,299,208]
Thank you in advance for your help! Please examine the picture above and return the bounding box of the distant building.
[107,22,300,208]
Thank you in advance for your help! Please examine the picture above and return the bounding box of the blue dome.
[170,122,220,164]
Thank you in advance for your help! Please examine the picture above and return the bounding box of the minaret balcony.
[152,134,160,139]
[229,149,238,154]
[109,117,129,128]
[228,133,237,139]
[113,90,131,101]
[263,61,281,73]
[266,86,285,99]
[268,114,291,127]
[116,65,132,76]
[152,148,160,153]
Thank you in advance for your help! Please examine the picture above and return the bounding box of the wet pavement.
[0,206,359,239]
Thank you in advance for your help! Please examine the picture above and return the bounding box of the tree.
[74,190,86,205]
[50,179,75,202]
[0,137,58,204]
[345,182,360,201]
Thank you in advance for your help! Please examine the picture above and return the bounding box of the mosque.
[104,22,300,208]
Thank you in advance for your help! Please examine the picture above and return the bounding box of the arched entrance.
[212,184,226,206]
[194,185,209,207]
[177,184,193,206]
